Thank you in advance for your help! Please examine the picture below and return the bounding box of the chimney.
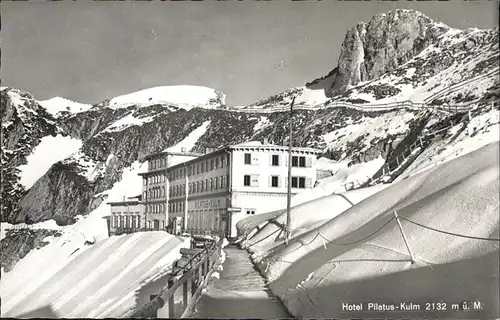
[263,137,269,145]
[205,147,215,154]
[181,147,186,153]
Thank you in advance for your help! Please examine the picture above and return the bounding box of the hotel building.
[148,141,322,237]
[107,141,322,238]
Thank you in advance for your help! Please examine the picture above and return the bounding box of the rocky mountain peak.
[308,9,452,97]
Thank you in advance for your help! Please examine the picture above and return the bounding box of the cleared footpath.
[191,244,292,319]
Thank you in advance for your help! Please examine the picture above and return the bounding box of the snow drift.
[0,231,189,318]
[107,85,226,109]
[241,142,499,318]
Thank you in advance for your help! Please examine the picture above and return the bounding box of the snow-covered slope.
[0,231,189,318]
[1,158,189,318]
[17,134,82,189]
[107,85,226,109]
[38,97,93,116]
[240,142,499,319]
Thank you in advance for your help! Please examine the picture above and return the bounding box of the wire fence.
[423,67,499,105]
[273,210,499,265]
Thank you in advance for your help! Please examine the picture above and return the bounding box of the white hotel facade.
[132,141,322,238]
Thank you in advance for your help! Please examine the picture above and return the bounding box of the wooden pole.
[393,211,415,264]
[285,96,296,246]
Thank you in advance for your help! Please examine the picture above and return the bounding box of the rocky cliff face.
[1,88,62,222]
[311,9,450,97]
[0,228,62,272]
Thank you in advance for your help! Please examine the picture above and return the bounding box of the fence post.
[183,279,190,310]
[167,278,176,318]
[419,137,423,147]
[393,211,415,264]
[191,270,197,295]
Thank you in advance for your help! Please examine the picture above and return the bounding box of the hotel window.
[210,178,214,190]
[244,153,251,165]
[211,159,214,170]
[292,156,306,167]
[137,215,141,228]
[292,177,298,188]
[244,175,251,186]
[143,179,147,186]
[271,176,279,187]
[219,156,223,168]
[299,156,306,167]
[221,176,225,188]
[299,177,306,188]
[272,154,279,166]
[201,162,205,173]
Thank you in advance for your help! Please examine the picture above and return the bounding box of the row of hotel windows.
[111,214,141,228]
[144,175,229,200]
[149,157,168,171]
[145,174,309,199]
[144,202,184,213]
[243,175,310,188]
[244,154,310,167]
[146,174,167,185]
[170,155,229,181]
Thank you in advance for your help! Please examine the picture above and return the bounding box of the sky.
[1,1,498,106]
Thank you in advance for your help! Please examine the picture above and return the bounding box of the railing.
[223,98,491,115]
[131,237,222,318]
[423,67,499,104]
[343,100,499,191]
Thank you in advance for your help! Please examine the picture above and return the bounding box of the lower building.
[105,199,143,235]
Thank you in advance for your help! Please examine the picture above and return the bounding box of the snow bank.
[18,135,82,189]
[108,85,224,109]
[38,97,93,115]
[103,112,156,133]
[245,142,499,318]
[163,120,211,155]
[0,231,189,318]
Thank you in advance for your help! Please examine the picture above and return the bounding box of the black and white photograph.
[1,0,499,319]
